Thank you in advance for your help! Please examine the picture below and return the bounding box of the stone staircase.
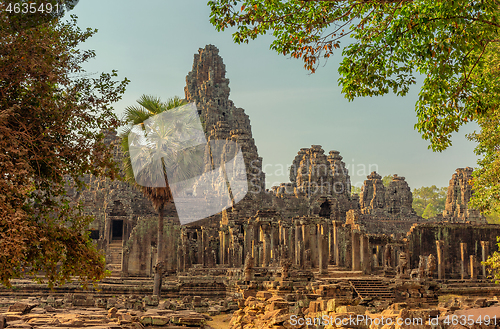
[106,241,123,277]
[348,278,393,299]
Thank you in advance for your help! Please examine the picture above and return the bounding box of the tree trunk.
[153,205,164,296]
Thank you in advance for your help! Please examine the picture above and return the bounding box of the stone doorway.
[319,200,331,218]
[112,219,123,241]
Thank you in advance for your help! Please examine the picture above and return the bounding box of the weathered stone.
[443,167,486,223]
[7,303,37,315]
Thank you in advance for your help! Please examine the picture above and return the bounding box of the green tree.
[0,5,129,286]
[382,175,393,187]
[351,185,362,195]
[485,211,500,224]
[422,203,437,219]
[466,42,500,214]
[120,95,187,296]
[208,0,500,211]
[412,186,447,217]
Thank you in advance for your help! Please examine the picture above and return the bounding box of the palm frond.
[123,105,150,126]
[137,95,165,115]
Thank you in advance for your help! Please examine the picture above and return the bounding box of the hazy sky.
[70,0,479,190]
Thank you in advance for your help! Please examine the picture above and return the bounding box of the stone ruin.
[66,44,491,281]
[8,45,495,329]
[442,167,486,223]
[2,44,500,329]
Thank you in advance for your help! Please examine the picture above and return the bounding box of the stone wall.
[407,222,500,279]
[443,167,485,223]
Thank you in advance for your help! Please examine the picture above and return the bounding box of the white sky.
[69,0,479,190]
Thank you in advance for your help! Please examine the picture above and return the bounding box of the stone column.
[225,230,230,266]
[262,224,271,267]
[360,234,371,274]
[310,224,318,268]
[328,222,334,264]
[244,224,252,263]
[460,243,467,280]
[288,223,295,262]
[333,220,340,266]
[271,224,279,265]
[481,241,489,278]
[352,231,361,271]
[470,255,477,280]
[219,231,224,265]
[302,221,310,258]
[258,243,264,267]
[295,220,302,266]
[318,223,329,274]
[298,241,304,268]
[436,240,444,280]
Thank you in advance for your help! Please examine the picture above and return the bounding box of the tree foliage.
[412,185,447,217]
[351,185,362,195]
[208,0,500,211]
[0,5,129,287]
[483,237,500,283]
[382,174,392,187]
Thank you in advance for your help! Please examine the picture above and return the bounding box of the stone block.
[151,316,170,326]
[308,301,320,313]
[270,301,289,311]
[142,295,159,307]
[7,303,33,314]
[139,316,151,326]
[326,299,337,312]
[336,305,366,314]
[170,314,206,326]
[256,291,272,301]
[2,312,23,322]
[192,296,202,307]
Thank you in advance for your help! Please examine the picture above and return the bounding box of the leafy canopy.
[412,185,447,217]
[208,0,500,211]
[0,5,129,287]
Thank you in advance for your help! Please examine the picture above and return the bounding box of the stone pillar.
[288,223,295,263]
[470,255,477,280]
[310,224,318,268]
[481,241,489,278]
[258,244,264,267]
[318,224,329,274]
[352,231,361,271]
[302,221,310,258]
[280,224,286,249]
[360,235,371,274]
[328,222,334,264]
[224,230,230,265]
[436,240,444,280]
[219,231,224,265]
[270,224,276,264]
[294,221,301,265]
[244,224,252,263]
[297,240,304,268]
[262,224,271,267]
[333,221,340,266]
[460,243,467,280]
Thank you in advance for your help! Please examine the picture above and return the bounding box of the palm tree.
[120,95,187,296]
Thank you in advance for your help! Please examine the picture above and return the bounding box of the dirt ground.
[206,313,232,329]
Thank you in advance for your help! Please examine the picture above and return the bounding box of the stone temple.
[57,45,500,311]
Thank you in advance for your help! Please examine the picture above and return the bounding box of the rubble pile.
[0,295,223,329]
[228,292,500,329]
